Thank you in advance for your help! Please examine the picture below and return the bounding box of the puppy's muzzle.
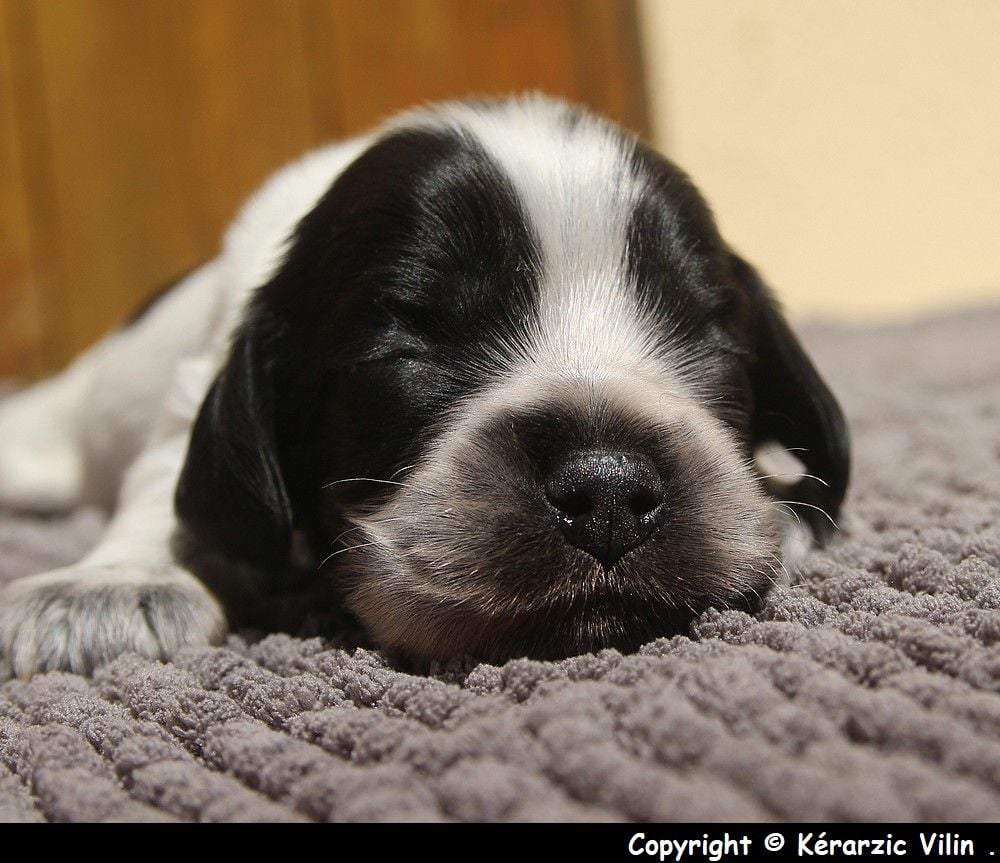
[338,375,780,662]
[544,450,667,569]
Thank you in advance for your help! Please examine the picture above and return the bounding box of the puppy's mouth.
[331,479,780,663]
[488,578,769,662]
[336,537,776,663]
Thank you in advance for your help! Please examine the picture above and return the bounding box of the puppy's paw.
[0,564,226,677]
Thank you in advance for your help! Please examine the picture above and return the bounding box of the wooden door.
[0,0,648,378]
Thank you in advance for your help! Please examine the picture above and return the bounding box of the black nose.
[544,450,667,569]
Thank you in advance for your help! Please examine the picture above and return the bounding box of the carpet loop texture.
[2,307,999,821]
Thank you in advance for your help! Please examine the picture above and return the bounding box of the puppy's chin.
[337,539,777,664]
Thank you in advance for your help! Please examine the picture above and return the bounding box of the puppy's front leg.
[0,359,90,512]
[0,370,227,678]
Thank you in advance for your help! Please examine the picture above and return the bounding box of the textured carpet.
[1,307,998,822]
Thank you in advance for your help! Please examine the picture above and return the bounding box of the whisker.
[758,472,830,488]
[317,540,384,569]
[326,522,370,549]
[775,499,839,531]
[388,463,417,481]
[751,561,780,592]
[744,582,764,607]
[767,552,790,585]
[325,513,419,549]
[322,477,408,490]
[321,472,445,502]
[774,502,802,525]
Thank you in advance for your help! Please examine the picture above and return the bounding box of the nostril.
[629,486,664,516]
[547,487,592,518]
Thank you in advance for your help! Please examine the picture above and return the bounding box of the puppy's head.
[177,97,849,662]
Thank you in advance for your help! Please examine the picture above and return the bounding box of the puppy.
[0,95,849,676]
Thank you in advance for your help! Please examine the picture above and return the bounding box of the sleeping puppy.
[0,95,849,676]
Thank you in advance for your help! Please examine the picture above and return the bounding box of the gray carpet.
[1,307,998,822]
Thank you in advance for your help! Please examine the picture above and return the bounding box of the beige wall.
[638,0,1000,321]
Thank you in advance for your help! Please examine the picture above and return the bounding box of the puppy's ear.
[731,253,850,541]
[175,321,293,568]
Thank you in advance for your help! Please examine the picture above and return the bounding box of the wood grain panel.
[303,0,649,138]
[570,0,649,137]
[1,0,648,376]
[0,1,44,378]
[8,0,319,369]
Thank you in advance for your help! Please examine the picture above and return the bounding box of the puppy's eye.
[709,323,750,358]
[359,343,434,366]
[384,351,433,365]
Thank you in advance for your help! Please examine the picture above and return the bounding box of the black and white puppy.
[0,96,849,676]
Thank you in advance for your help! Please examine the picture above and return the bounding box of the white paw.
[0,563,226,677]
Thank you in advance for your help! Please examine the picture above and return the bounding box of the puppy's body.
[0,96,849,675]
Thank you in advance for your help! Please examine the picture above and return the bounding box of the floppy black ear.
[731,253,851,541]
[175,322,293,568]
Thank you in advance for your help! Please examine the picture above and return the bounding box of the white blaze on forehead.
[401,96,671,382]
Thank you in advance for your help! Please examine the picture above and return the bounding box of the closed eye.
[708,325,751,358]
[355,332,435,365]
[356,350,435,367]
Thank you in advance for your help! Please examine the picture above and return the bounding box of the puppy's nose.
[544,450,667,569]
